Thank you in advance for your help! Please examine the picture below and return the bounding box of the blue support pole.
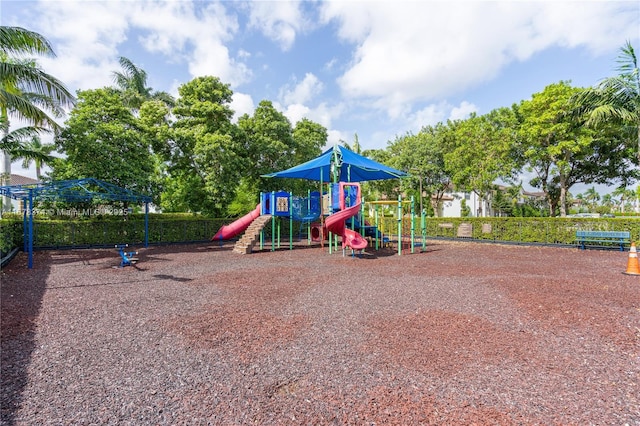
[22,198,27,253]
[28,192,34,269]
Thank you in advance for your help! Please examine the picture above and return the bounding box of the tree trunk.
[559,173,568,217]
[1,125,12,212]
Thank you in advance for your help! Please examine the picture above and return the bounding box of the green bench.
[576,230,630,251]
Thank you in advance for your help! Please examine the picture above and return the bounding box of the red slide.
[211,204,261,241]
[325,184,368,251]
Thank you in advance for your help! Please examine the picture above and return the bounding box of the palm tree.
[575,41,639,164]
[0,25,75,210]
[601,193,614,212]
[574,193,585,213]
[584,187,601,211]
[1,26,75,133]
[12,134,55,179]
[112,56,174,110]
[612,186,637,213]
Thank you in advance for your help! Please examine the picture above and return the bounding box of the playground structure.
[212,182,427,256]
[211,145,426,256]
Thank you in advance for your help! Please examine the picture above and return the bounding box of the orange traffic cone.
[623,242,640,275]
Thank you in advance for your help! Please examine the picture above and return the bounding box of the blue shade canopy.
[0,178,152,269]
[263,145,408,182]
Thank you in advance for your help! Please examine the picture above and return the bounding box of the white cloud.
[245,1,308,51]
[327,129,347,148]
[28,1,132,91]
[230,92,255,122]
[449,101,478,121]
[410,102,451,130]
[22,0,251,93]
[280,73,324,105]
[283,103,311,126]
[321,1,638,116]
[130,1,251,87]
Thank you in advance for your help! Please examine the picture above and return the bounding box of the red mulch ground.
[1,240,639,425]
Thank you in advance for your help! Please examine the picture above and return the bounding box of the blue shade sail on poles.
[262,145,408,182]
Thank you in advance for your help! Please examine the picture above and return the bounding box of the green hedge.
[423,217,640,245]
[0,220,22,255]
[3,215,640,253]
[0,215,228,250]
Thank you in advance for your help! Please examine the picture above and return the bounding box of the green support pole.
[328,184,333,254]
[397,195,402,256]
[421,209,426,252]
[375,208,379,250]
[277,218,281,248]
[411,196,415,254]
[271,191,276,251]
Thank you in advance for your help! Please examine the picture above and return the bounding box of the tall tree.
[111,56,174,111]
[518,81,636,216]
[164,76,244,215]
[1,26,74,132]
[238,100,296,193]
[12,134,55,179]
[575,41,639,164]
[0,26,74,209]
[386,124,452,216]
[52,88,156,198]
[342,133,362,154]
[583,186,601,211]
[292,118,326,165]
[443,108,519,216]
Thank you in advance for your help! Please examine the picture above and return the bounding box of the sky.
[3,0,639,193]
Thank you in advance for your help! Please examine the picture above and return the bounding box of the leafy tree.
[517,81,635,216]
[492,184,529,217]
[164,76,244,215]
[575,41,639,164]
[341,133,362,154]
[600,193,614,213]
[359,147,405,202]
[238,100,297,193]
[385,124,452,216]
[292,118,326,165]
[52,88,157,199]
[443,108,519,216]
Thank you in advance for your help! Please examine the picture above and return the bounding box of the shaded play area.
[1,241,638,424]
[212,145,422,256]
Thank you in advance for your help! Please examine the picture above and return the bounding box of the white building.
[436,191,489,218]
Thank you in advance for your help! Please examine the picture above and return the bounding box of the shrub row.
[3,215,640,253]
[0,216,228,250]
